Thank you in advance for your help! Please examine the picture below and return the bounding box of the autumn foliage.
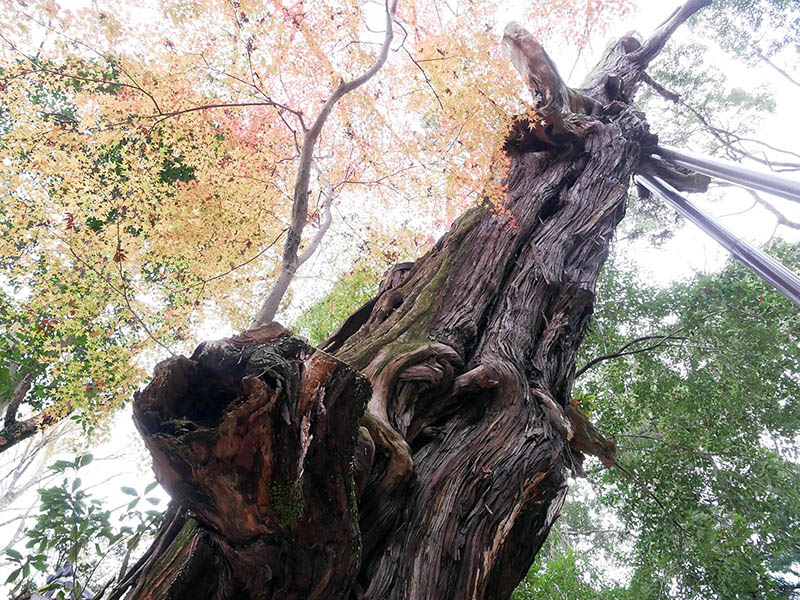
[0,0,631,444]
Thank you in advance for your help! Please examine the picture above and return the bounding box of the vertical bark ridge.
[346,105,650,599]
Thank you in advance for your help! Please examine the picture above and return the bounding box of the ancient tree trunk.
[114,4,710,599]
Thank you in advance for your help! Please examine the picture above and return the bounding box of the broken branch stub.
[132,329,371,600]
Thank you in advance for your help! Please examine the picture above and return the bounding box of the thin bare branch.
[636,0,713,66]
[191,227,288,290]
[145,101,283,132]
[642,72,800,172]
[392,18,443,110]
[402,46,444,110]
[561,528,628,537]
[756,50,800,89]
[712,183,800,231]
[64,241,175,357]
[114,223,176,357]
[576,329,689,378]
[717,197,757,218]
[613,461,687,549]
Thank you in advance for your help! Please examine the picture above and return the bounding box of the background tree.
[514,244,800,599]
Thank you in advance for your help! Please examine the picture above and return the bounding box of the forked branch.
[576,328,688,378]
[252,0,400,327]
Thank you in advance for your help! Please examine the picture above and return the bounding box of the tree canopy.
[0,0,633,449]
[560,244,800,599]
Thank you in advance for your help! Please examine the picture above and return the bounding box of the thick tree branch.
[501,23,597,153]
[252,0,399,327]
[0,411,57,455]
[567,403,617,469]
[635,0,712,66]
[638,155,710,194]
[575,0,713,107]
[4,375,31,427]
[296,162,336,267]
[502,22,593,114]
[641,71,679,103]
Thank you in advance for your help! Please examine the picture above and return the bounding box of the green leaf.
[120,486,139,497]
[5,548,23,561]
[50,460,74,473]
[5,568,21,584]
[85,215,105,232]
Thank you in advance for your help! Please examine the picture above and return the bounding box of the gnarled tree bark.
[114,3,710,599]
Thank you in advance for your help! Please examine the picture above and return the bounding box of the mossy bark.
[121,111,644,598]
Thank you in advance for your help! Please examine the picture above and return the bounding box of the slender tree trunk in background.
[113,3,710,599]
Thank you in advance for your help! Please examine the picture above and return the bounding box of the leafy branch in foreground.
[4,454,164,600]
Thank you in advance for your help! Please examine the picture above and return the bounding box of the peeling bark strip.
[121,3,711,599]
